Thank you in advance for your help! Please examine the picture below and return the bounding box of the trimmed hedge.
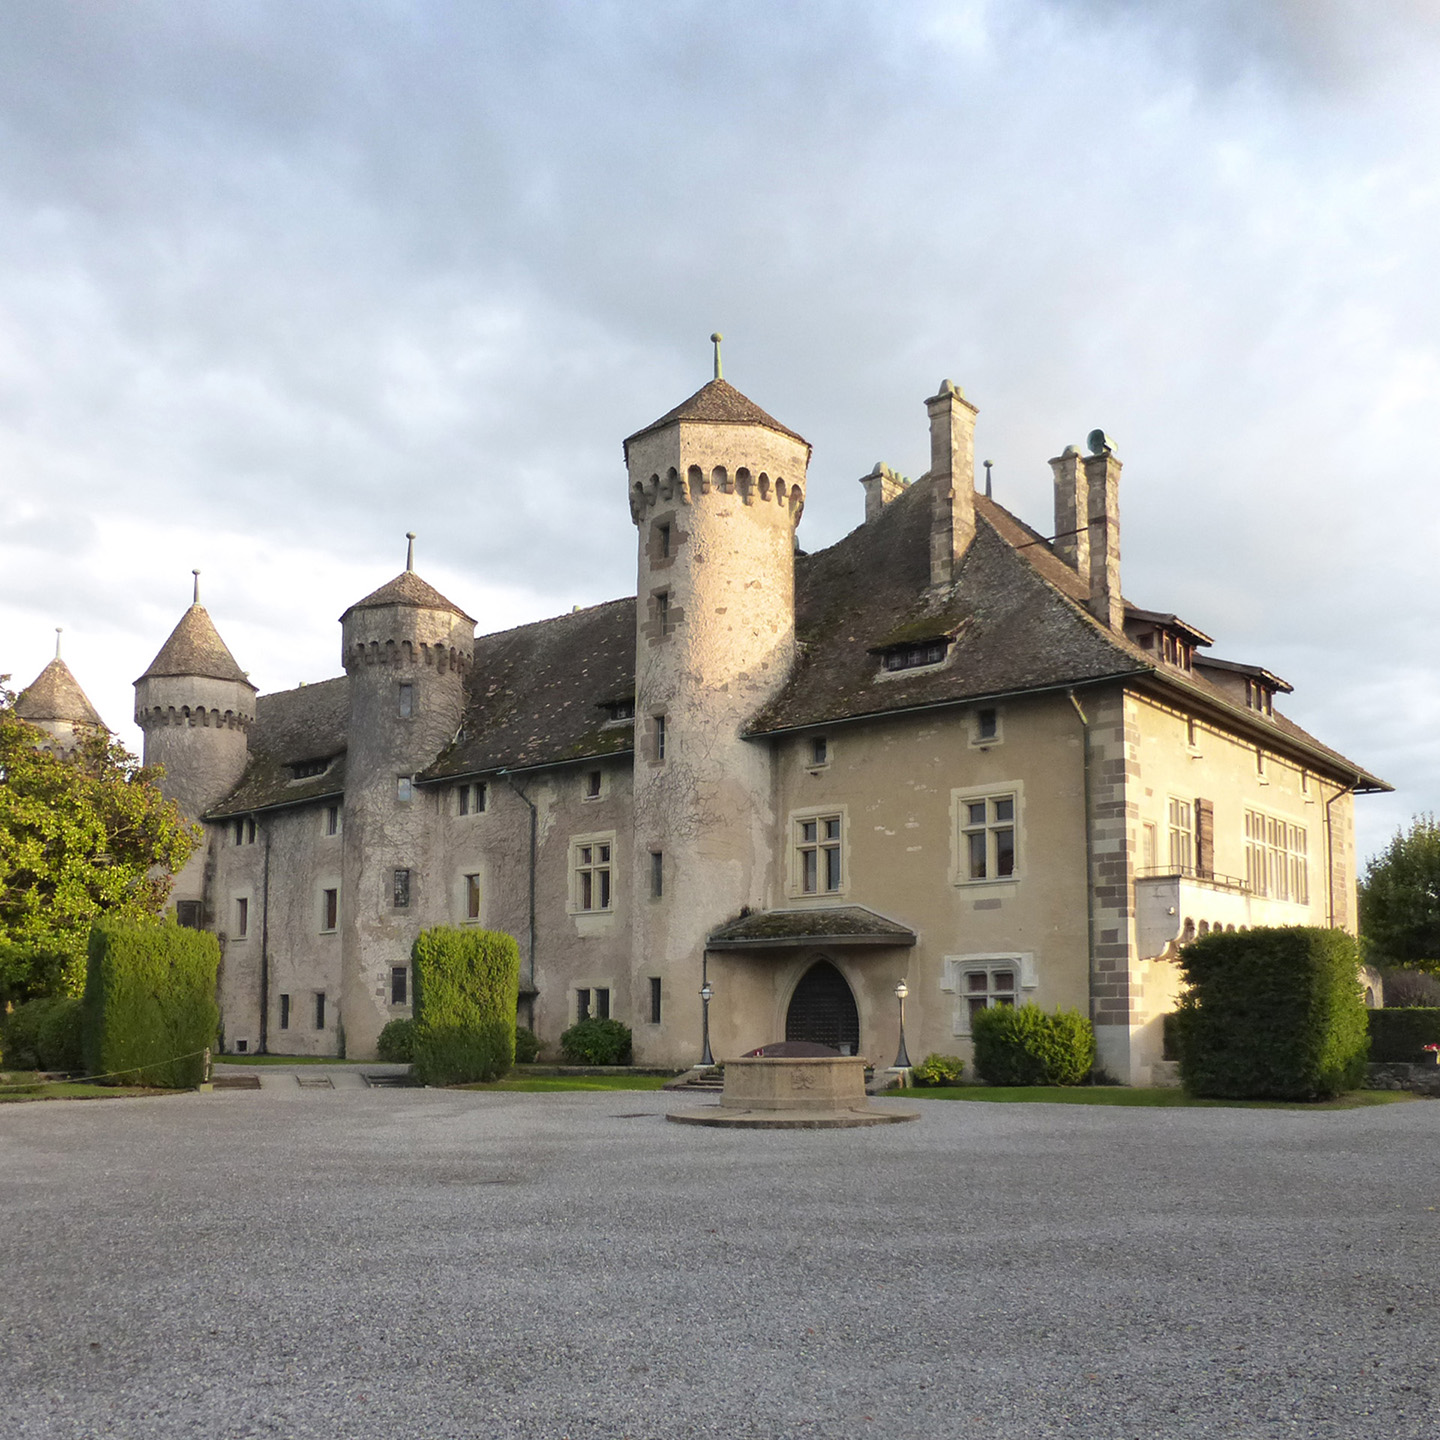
[411,927,519,1085]
[560,1018,632,1066]
[1367,1007,1440,1063]
[2,997,60,1070]
[37,997,84,1071]
[376,1017,415,1064]
[910,1053,965,1086]
[972,1004,1095,1086]
[82,918,220,1088]
[514,1025,540,1065]
[1176,926,1369,1100]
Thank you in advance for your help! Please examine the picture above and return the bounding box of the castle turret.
[14,629,108,755]
[623,346,809,1063]
[339,536,475,1057]
[134,575,256,822]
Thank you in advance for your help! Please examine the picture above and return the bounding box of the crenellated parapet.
[137,703,252,733]
[629,463,805,525]
[341,636,472,676]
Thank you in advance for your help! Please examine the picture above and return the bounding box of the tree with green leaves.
[0,684,198,1004]
[1359,814,1440,973]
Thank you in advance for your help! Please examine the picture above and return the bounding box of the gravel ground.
[2,1085,1438,1440]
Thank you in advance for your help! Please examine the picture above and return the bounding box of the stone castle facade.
[15,368,1389,1080]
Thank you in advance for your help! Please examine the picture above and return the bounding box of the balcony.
[1135,868,1302,961]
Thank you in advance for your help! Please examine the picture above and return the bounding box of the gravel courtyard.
[2,1081,1437,1440]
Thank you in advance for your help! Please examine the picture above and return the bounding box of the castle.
[14,362,1389,1081]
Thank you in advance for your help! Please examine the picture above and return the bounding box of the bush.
[1367,1007,1440,1063]
[376,1017,415,1064]
[514,1025,540,1065]
[910,1052,965,1086]
[972,1004,1095,1086]
[1176,926,1369,1100]
[411,927,520,1085]
[1382,969,1440,1007]
[1162,1011,1182,1062]
[1,997,61,1070]
[560,1018,632,1066]
[82,917,220,1088]
[37,997,84,1071]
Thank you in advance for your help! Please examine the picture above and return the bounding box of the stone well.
[667,1055,918,1129]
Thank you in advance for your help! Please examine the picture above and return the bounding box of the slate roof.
[623,378,810,458]
[422,597,637,780]
[206,677,350,818]
[14,657,107,728]
[341,569,474,623]
[139,605,253,686]
[708,906,917,950]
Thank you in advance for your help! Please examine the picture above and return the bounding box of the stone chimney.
[859,462,907,523]
[1081,434,1122,630]
[925,380,978,587]
[1048,445,1089,576]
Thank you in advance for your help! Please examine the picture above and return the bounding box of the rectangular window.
[1246,811,1308,903]
[810,736,828,767]
[315,992,326,1030]
[235,1039,248,1054]
[279,993,290,1031]
[176,900,202,929]
[398,683,414,718]
[575,839,613,911]
[649,976,662,1025]
[655,590,671,635]
[393,868,411,909]
[1186,716,1198,748]
[594,987,611,1020]
[654,715,666,762]
[325,804,340,836]
[650,850,664,899]
[465,873,481,920]
[391,966,408,1006]
[577,988,590,1022]
[798,815,843,894]
[657,522,671,558]
[964,966,1016,1026]
[585,770,602,799]
[233,819,244,846]
[457,782,487,815]
[1141,822,1158,872]
[960,794,1016,881]
[235,897,248,938]
[1168,797,1194,873]
[976,707,999,742]
[397,776,413,803]
[322,888,338,932]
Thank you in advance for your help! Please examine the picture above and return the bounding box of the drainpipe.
[1066,690,1097,1033]
[1324,778,1357,930]
[498,771,538,1000]
[259,819,271,1055]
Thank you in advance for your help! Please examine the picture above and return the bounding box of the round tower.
[623,350,810,1064]
[15,629,109,756]
[339,536,476,1058]
[134,574,257,823]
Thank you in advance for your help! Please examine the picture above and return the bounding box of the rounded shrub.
[514,1025,540,1065]
[972,1004,1096,1086]
[37,997,85,1072]
[376,1017,416,1064]
[910,1053,965,1086]
[1,997,60,1070]
[560,1018,632,1066]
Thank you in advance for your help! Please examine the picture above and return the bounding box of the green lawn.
[458,1074,673,1093]
[905,1085,1417,1110]
[0,1073,178,1103]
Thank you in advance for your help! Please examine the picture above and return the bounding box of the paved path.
[2,1087,1437,1439]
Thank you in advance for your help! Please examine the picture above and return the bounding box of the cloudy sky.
[2,0,1437,861]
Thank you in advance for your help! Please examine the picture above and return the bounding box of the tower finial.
[55,626,63,659]
[983,460,993,499]
[710,332,723,382]
[192,569,201,605]
[405,532,416,571]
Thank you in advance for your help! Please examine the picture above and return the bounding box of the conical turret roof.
[623,378,810,458]
[138,604,252,686]
[14,657,107,728]
[340,569,474,624]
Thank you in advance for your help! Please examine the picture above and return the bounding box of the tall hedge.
[971,1003,1096,1086]
[1367,1007,1440,1063]
[1176,926,1369,1100]
[82,917,220,1088]
[411,927,519,1085]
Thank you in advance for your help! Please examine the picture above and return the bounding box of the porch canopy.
[707,905,916,951]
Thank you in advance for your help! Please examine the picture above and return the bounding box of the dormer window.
[290,757,332,780]
[599,697,635,724]
[881,639,949,672]
[1244,678,1274,715]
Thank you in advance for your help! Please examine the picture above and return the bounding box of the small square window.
[398,683,414,719]
[176,900,202,929]
[393,868,411,908]
[397,776,413,803]
[279,993,291,1030]
[391,966,408,1005]
[235,1039,248,1054]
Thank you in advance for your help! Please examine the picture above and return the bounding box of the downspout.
[1324,777,1357,930]
[1066,690,1097,1034]
[498,771,538,1000]
[259,820,271,1055]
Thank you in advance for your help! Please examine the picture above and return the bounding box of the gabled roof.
[623,378,810,459]
[14,657,106,728]
[340,569,474,624]
[708,906,917,950]
[138,605,252,686]
[1195,655,1293,694]
[1125,605,1215,648]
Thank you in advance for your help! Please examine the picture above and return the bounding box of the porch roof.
[707,906,917,951]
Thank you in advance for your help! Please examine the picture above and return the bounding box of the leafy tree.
[1359,815,1440,973]
[0,684,197,1004]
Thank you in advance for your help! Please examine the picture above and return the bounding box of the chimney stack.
[859,462,907,523]
[1048,445,1089,576]
[1081,433,1122,630]
[925,380,978,588]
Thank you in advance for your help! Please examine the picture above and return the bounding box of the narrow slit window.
[315,992,326,1030]
[279,993,290,1030]
[656,590,671,635]
[391,966,408,1006]
[397,775,414,802]
[585,770,602,799]
[650,850,664,899]
[465,873,481,920]
[235,897,248,938]
[398,683,414,718]
[393,868,411,909]
[654,715,667,762]
[649,976,662,1025]
[325,804,340,836]
[322,888,339,932]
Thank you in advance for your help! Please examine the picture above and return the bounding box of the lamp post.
[699,980,715,1068]
[892,979,913,1071]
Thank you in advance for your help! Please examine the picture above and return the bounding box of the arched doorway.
[785,960,860,1055]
